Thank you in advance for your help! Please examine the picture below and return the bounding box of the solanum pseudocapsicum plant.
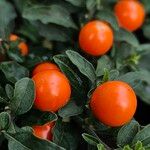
[0,0,150,149]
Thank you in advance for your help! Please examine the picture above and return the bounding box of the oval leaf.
[66,50,96,84]
[4,132,65,150]
[9,78,35,115]
[117,120,140,147]
[0,61,29,84]
[23,4,77,29]
[132,125,150,146]
[114,28,139,47]
[0,112,10,130]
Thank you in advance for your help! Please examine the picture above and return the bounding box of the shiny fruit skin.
[90,81,137,127]
[114,0,145,31]
[32,70,71,112]
[32,62,59,76]
[9,34,29,56]
[33,122,54,140]
[79,20,113,56]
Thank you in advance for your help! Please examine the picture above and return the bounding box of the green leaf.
[19,109,57,126]
[53,119,79,150]
[118,70,150,88]
[58,100,83,118]
[136,85,150,105]
[0,86,9,104]
[135,141,145,150]
[97,144,105,150]
[0,61,29,84]
[82,133,99,146]
[96,55,111,77]
[142,22,150,40]
[117,120,140,147]
[0,0,17,39]
[9,78,35,115]
[65,0,85,7]
[0,112,10,130]
[132,125,150,146]
[114,29,139,47]
[7,41,25,63]
[12,0,30,13]
[141,0,150,13]
[32,21,71,42]
[17,21,40,43]
[53,54,85,103]
[5,84,14,100]
[95,10,119,31]
[66,50,96,84]
[23,4,77,29]
[86,0,96,11]
[4,132,65,150]
[109,69,119,80]
[123,145,132,150]
[136,44,150,54]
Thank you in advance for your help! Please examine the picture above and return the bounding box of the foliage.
[0,0,150,149]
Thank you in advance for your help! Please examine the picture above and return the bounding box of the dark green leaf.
[65,0,85,7]
[117,120,140,147]
[0,0,17,39]
[86,0,96,11]
[82,133,99,146]
[142,22,150,40]
[0,61,29,83]
[4,132,65,150]
[141,0,150,13]
[58,100,83,118]
[7,48,25,63]
[132,125,150,146]
[109,69,119,80]
[136,44,150,54]
[5,84,14,100]
[0,86,9,104]
[114,29,139,47]
[118,70,150,88]
[66,50,96,84]
[23,4,77,29]
[53,120,79,150]
[96,55,111,77]
[12,0,31,13]
[0,112,10,130]
[53,54,85,102]
[96,10,119,31]
[17,21,40,43]
[19,109,57,126]
[9,78,35,115]
[32,21,71,42]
